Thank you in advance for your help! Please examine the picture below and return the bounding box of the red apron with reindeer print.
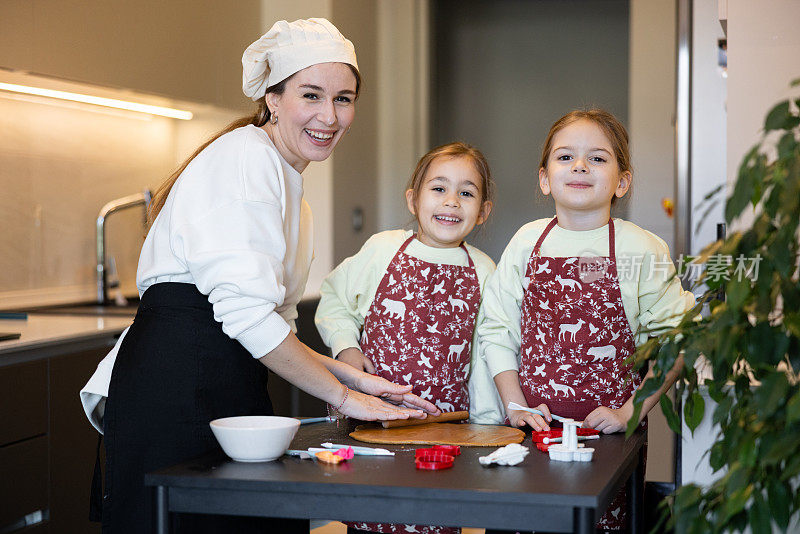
[518,218,641,530]
[348,234,481,534]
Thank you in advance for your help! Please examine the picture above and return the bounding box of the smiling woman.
[82,17,439,534]
[264,63,358,172]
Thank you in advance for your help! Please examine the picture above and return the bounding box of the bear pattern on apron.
[518,218,641,530]
[348,235,481,534]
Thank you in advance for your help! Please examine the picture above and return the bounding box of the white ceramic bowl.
[210,416,300,462]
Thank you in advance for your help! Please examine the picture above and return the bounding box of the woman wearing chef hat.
[87,18,439,533]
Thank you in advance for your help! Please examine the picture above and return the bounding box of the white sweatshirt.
[81,125,313,432]
[137,124,313,356]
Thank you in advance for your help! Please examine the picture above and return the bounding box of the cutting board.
[350,422,524,447]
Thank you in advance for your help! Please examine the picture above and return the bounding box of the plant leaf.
[785,312,800,339]
[673,485,703,533]
[727,149,758,222]
[660,393,682,434]
[725,278,751,311]
[777,131,798,160]
[788,390,800,424]
[723,485,753,524]
[767,478,791,529]
[712,395,733,427]
[755,372,789,418]
[764,100,791,131]
[684,390,706,433]
[709,442,726,472]
[750,491,772,534]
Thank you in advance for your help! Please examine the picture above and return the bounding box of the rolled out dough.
[350,422,524,447]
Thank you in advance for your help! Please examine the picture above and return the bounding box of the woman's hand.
[353,373,440,416]
[336,347,376,373]
[507,403,552,431]
[582,404,633,434]
[337,388,434,421]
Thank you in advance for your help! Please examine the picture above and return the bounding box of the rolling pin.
[381,410,469,428]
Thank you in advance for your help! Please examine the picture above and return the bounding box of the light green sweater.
[315,229,504,424]
[479,218,696,379]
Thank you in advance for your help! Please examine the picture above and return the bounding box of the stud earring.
[269,112,278,125]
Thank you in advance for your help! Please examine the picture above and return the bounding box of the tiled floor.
[312,522,485,534]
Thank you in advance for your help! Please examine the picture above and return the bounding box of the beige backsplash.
[0,71,241,308]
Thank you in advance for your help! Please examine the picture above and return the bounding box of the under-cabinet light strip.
[0,82,193,120]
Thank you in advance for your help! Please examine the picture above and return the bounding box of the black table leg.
[574,507,594,534]
[155,485,169,534]
[628,450,643,534]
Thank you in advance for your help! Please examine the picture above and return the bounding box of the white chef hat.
[242,18,359,102]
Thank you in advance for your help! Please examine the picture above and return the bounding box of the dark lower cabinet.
[49,348,107,533]
[1,346,109,534]
[0,436,48,528]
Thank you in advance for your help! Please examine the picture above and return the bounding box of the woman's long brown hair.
[146,99,271,226]
[146,65,361,227]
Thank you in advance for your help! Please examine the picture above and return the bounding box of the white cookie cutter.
[547,419,595,462]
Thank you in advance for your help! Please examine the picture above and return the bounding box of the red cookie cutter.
[415,445,461,458]
[414,452,455,470]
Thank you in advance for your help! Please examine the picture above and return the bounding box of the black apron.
[98,282,308,533]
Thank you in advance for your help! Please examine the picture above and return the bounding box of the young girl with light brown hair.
[479,109,695,531]
[316,141,504,534]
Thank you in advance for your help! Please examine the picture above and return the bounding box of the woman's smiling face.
[265,62,357,172]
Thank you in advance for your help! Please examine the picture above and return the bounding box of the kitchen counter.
[0,313,132,367]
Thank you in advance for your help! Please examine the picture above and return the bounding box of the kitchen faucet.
[96,190,152,304]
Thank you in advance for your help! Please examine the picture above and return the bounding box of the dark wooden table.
[145,421,646,533]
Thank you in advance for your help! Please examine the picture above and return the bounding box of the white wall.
[727,0,800,177]
[726,0,800,229]
[690,0,727,256]
[628,0,677,252]
[628,1,678,481]
[376,0,430,231]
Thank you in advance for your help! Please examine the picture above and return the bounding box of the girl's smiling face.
[539,119,631,228]
[406,156,492,249]
[264,62,357,173]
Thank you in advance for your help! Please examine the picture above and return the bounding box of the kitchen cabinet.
[0,436,48,528]
[49,348,112,533]
[0,347,112,534]
[0,315,130,533]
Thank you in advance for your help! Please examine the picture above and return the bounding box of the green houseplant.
[629,82,800,533]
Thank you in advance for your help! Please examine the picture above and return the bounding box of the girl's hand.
[582,404,633,434]
[336,347,376,373]
[508,403,552,431]
[353,373,440,416]
[338,388,432,421]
